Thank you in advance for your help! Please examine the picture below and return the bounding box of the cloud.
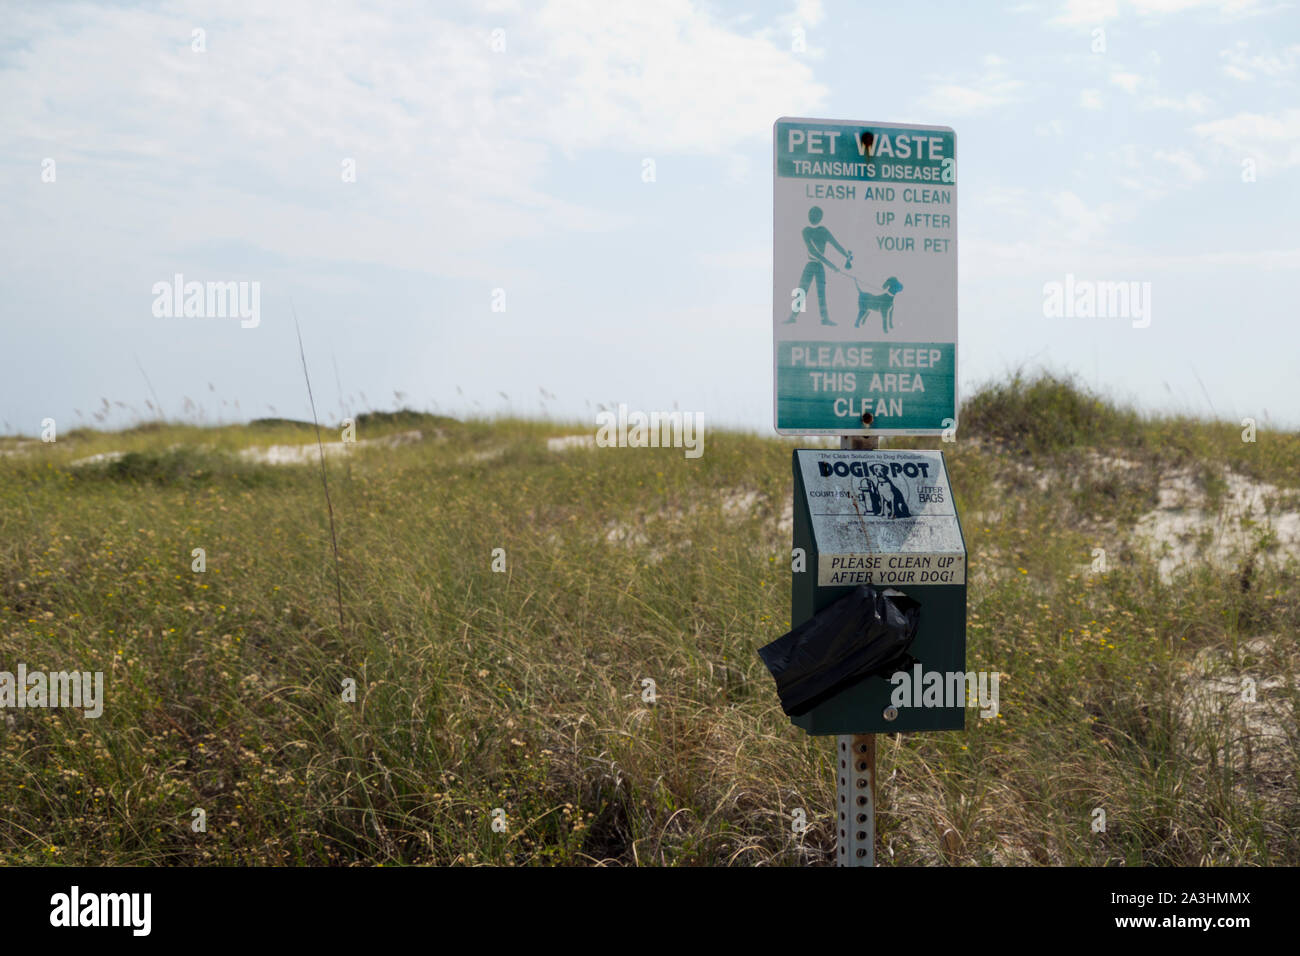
[1053,0,1266,27]
[1053,0,1121,25]
[0,0,828,282]
[914,62,1022,116]
[1109,144,1207,198]
[1080,88,1104,110]
[1099,67,1211,114]
[965,237,1300,276]
[1110,70,1145,94]
[1050,190,1127,243]
[766,0,828,58]
[1219,40,1300,81]
[1129,0,1264,14]
[537,0,827,154]
[1141,91,1213,112]
[1192,108,1300,175]
[1152,148,1208,183]
[790,0,827,26]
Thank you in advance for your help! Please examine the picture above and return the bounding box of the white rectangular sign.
[795,449,966,587]
[774,118,957,435]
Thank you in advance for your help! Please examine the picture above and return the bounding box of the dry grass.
[0,378,1297,865]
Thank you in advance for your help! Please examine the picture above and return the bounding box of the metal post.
[836,734,876,866]
[838,431,877,867]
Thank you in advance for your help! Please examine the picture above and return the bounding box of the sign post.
[771,118,961,867]
[838,434,877,868]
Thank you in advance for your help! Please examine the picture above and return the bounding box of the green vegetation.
[960,370,1145,456]
[77,447,287,489]
[0,377,1296,865]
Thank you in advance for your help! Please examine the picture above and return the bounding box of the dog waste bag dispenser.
[781,448,966,734]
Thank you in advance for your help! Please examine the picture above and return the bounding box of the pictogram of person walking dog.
[784,205,904,333]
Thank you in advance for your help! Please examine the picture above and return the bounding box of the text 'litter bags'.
[757,585,921,717]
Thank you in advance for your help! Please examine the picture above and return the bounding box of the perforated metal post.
[836,734,876,866]
[837,431,878,867]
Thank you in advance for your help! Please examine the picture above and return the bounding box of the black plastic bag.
[757,585,920,717]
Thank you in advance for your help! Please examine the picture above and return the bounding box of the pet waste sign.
[773,118,957,436]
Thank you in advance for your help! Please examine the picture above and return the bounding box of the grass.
[0,378,1297,865]
[960,369,1146,456]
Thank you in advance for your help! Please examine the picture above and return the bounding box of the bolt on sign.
[772,118,957,435]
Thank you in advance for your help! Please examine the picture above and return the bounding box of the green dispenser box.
[790,448,968,734]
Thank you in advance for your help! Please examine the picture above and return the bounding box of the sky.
[1,0,1298,435]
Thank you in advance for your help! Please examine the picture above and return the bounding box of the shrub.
[961,371,1144,455]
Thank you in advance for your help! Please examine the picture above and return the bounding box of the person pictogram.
[785,206,851,326]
